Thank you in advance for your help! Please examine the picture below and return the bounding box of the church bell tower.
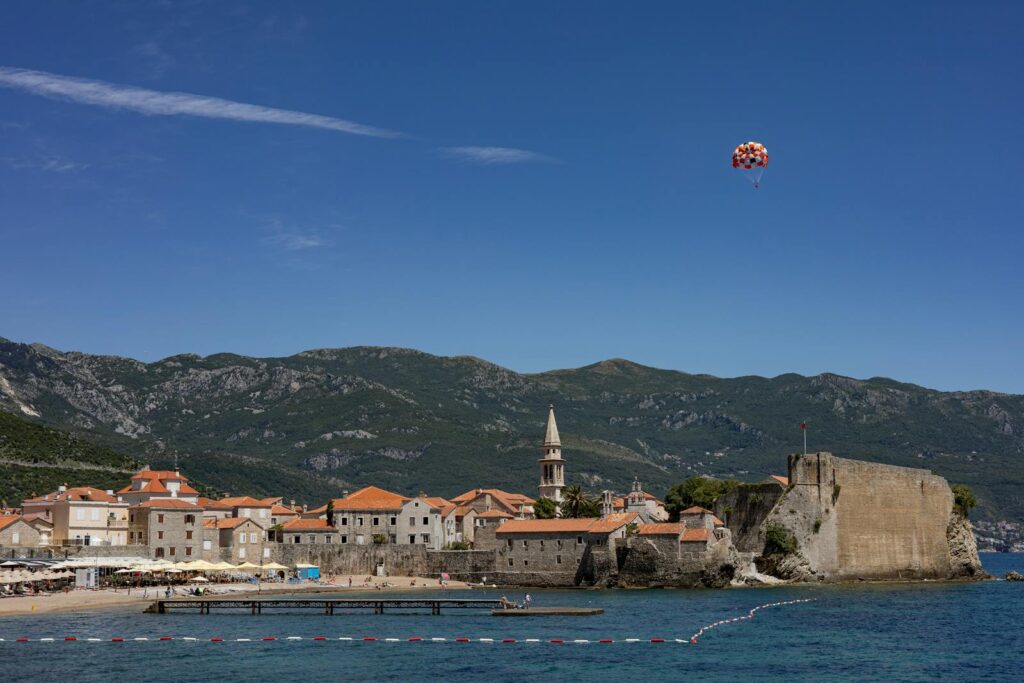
[538,404,565,503]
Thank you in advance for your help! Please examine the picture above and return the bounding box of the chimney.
[58,484,67,494]
[105,490,114,496]
[342,490,349,498]
[290,499,296,509]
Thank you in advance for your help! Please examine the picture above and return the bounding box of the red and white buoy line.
[688,598,814,644]
[0,598,813,646]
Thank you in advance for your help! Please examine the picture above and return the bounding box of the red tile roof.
[0,515,23,532]
[636,522,684,536]
[769,475,789,487]
[214,518,252,529]
[587,512,638,533]
[54,487,120,503]
[219,496,272,508]
[313,486,410,513]
[198,497,230,509]
[271,504,299,516]
[476,510,513,519]
[450,488,536,513]
[282,518,335,531]
[680,506,714,515]
[133,499,201,510]
[681,528,711,542]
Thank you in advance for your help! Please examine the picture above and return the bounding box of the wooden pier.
[147,597,504,615]
[145,597,600,616]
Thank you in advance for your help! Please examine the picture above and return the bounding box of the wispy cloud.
[442,146,554,165]
[1,154,88,173]
[261,231,332,251]
[0,66,401,139]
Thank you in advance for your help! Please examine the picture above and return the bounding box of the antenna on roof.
[173,453,179,472]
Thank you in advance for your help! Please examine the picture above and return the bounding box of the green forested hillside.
[1,338,1021,521]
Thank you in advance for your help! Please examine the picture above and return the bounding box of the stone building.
[0,514,46,546]
[309,486,410,545]
[129,498,203,559]
[449,488,535,519]
[202,517,267,563]
[117,468,200,505]
[470,510,513,550]
[280,518,337,545]
[396,496,450,550]
[218,496,274,525]
[611,478,668,523]
[494,513,636,575]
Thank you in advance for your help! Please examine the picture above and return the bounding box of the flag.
[800,422,806,430]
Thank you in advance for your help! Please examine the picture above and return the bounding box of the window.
[185,514,195,525]
[557,539,563,549]
[508,558,514,567]
[185,530,193,540]
[129,513,135,523]
[185,546,192,556]
[577,536,583,545]
[239,533,246,544]
[260,509,268,518]
[409,534,416,544]
[169,547,176,556]
[309,535,316,544]
[523,540,528,549]
[421,534,430,544]
[263,548,270,558]
[557,555,562,564]
[293,535,301,544]
[157,514,165,524]
[76,509,85,521]
[357,517,364,526]
[539,540,545,550]
[373,517,379,526]
[356,535,365,545]
[239,548,246,559]
[155,548,164,558]
[250,532,257,544]
[389,517,397,526]
[389,534,396,544]
[203,540,212,551]
[340,535,348,544]
[325,536,332,544]
[422,517,429,526]
[523,559,529,567]
[506,539,513,549]
[11,532,19,544]
[409,517,415,527]
[157,530,164,540]
[341,517,348,526]
[90,509,100,521]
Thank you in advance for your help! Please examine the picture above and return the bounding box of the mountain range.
[0,336,1021,522]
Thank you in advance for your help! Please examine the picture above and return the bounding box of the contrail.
[0,66,402,139]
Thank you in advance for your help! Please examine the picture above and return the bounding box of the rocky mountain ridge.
[1,336,1021,521]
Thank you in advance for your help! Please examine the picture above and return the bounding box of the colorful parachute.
[732,141,768,188]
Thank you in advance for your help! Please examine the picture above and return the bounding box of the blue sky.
[1,1,1021,393]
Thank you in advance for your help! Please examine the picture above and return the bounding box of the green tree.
[559,485,601,519]
[534,497,557,519]
[763,523,798,556]
[664,477,739,521]
[951,484,977,517]
[325,499,335,527]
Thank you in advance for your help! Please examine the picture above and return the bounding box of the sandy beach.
[0,575,469,617]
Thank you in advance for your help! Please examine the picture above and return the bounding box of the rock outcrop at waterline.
[745,452,986,582]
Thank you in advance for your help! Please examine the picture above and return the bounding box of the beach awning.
[211,561,237,571]
[294,563,319,569]
[190,576,209,583]
[114,568,151,574]
[261,562,288,570]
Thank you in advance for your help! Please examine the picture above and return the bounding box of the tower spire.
[538,404,565,505]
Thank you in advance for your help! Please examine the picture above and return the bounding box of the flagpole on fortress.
[801,421,807,456]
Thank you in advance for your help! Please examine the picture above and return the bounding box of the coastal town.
[0,405,984,606]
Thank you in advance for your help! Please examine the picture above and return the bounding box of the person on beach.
[525,593,532,609]
[499,595,515,610]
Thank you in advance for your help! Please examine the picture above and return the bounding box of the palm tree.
[559,485,599,519]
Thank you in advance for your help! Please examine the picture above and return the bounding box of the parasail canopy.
[732,141,769,188]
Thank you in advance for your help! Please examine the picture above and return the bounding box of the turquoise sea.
[2,553,1022,682]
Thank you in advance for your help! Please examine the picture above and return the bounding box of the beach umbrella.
[164,569,183,574]
[235,562,261,571]
[190,576,209,583]
[261,562,288,571]
[211,561,237,571]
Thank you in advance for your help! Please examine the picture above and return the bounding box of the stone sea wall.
[758,452,984,581]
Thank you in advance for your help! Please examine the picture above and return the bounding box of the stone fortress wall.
[765,452,972,580]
